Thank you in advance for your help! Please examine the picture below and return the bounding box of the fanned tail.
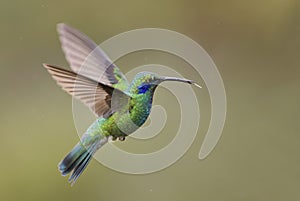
[58,137,107,185]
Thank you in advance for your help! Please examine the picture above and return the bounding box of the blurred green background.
[0,0,299,200]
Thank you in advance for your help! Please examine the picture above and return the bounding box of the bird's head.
[129,72,201,95]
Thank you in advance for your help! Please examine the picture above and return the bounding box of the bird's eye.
[138,84,150,94]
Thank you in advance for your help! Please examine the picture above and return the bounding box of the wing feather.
[57,23,129,91]
[44,64,129,117]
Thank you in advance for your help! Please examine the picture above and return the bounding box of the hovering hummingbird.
[43,23,201,185]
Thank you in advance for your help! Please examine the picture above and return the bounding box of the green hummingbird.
[43,23,201,185]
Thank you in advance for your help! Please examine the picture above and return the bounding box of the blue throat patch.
[138,84,151,94]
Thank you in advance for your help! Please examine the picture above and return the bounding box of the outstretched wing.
[57,23,129,91]
[44,64,130,118]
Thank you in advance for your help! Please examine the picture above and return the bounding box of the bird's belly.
[97,109,151,138]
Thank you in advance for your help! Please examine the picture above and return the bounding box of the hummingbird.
[43,23,201,185]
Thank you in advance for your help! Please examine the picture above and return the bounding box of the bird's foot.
[110,135,126,141]
[118,136,126,141]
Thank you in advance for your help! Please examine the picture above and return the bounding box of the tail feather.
[68,144,98,185]
[58,142,98,185]
[59,144,85,176]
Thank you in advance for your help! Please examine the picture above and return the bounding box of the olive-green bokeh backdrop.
[0,0,299,200]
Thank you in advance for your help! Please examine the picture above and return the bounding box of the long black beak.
[162,76,202,88]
